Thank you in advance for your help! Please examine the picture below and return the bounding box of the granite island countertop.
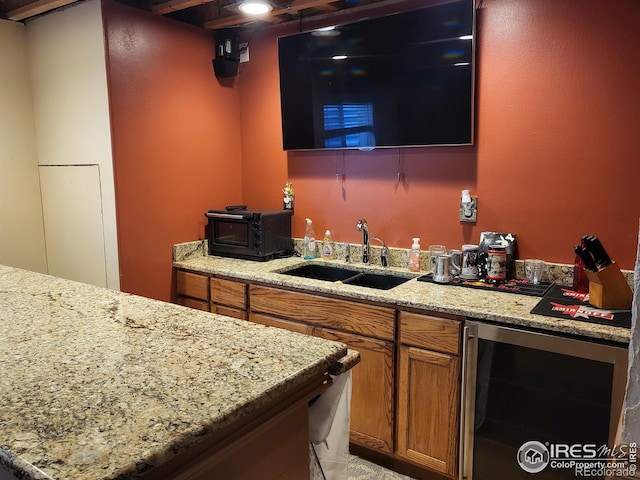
[0,264,352,480]
[173,243,631,345]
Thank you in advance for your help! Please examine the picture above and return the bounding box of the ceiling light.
[332,55,347,60]
[238,1,272,14]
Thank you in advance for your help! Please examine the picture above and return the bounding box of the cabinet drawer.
[250,285,395,341]
[211,277,247,310]
[399,311,461,355]
[177,296,210,312]
[176,270,209,301]
[214,305,247,320]
[251,312,314,335]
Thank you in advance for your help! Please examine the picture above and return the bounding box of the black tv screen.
[277,0,475,151]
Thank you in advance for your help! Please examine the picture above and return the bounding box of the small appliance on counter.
[205,205,294,261]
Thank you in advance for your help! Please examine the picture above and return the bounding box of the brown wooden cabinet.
[250,312,314,335]
[249,285,394,340]
[175,268,465,478]
[249,284,396,453]
[176,270,210,312]
[396,311,462,478]
[175,270,247,319]
[314,327,395,453]
[210,277,247,320]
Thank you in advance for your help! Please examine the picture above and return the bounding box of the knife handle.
[584,236,612,268]
[574,245,597,271]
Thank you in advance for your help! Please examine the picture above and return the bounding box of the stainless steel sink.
[280,263,413,290]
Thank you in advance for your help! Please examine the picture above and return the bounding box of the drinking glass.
[524,259,545,284]
[429,245,447,274]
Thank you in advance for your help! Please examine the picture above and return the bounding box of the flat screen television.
[277,0,475,151]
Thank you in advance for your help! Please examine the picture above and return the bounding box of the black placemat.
[530,285,632,328]
[417,274,553,297]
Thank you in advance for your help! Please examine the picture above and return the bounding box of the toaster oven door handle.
[205,212,246,220]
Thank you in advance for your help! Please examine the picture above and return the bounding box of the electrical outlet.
[460,197,477,222]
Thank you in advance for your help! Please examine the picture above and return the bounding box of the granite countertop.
[173,243,631,344]
[0,264,352,480]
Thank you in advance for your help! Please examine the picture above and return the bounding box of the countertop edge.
[173,255,631,344]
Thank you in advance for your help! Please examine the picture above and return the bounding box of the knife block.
[584,262,633,310]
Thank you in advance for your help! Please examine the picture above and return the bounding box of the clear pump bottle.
[303,218,317,260]
[409,237,421,272]
[322,230,334,260]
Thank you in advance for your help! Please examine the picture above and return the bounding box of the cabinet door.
[314,327,394,453]
[397,346,460,477]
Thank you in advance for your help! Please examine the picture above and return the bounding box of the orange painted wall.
[104,1,243,300]
[240,0,640,269]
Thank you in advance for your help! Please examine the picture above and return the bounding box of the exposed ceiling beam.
[313,3,339,12]
[202,13,254,29]
[271,0,341,15]
[6,0,79,21]
[152,0,216,15]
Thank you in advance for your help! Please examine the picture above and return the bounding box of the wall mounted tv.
[277,0,475,151]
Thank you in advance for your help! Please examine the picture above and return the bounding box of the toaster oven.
[205,207,294,261]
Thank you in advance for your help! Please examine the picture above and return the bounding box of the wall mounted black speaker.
[213,57,240,77]
[213,28,239,77]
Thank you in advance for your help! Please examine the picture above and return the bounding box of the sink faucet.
[355,218,370,264]
[373,237,389,267]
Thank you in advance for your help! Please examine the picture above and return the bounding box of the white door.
[39,164,107,287]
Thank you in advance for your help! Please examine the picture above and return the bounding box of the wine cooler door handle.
[459,323,478,480]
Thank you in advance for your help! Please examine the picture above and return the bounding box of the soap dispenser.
[322,230,334,260]
[303,218,317,260]
[409,237,421,272]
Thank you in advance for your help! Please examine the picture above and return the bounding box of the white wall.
[0,19,47,273]
[26,0,120,289]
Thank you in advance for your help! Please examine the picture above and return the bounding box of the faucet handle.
[373,237,389,267]
[355,218,368,231]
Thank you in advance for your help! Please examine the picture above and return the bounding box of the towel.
[309,371,352,480]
